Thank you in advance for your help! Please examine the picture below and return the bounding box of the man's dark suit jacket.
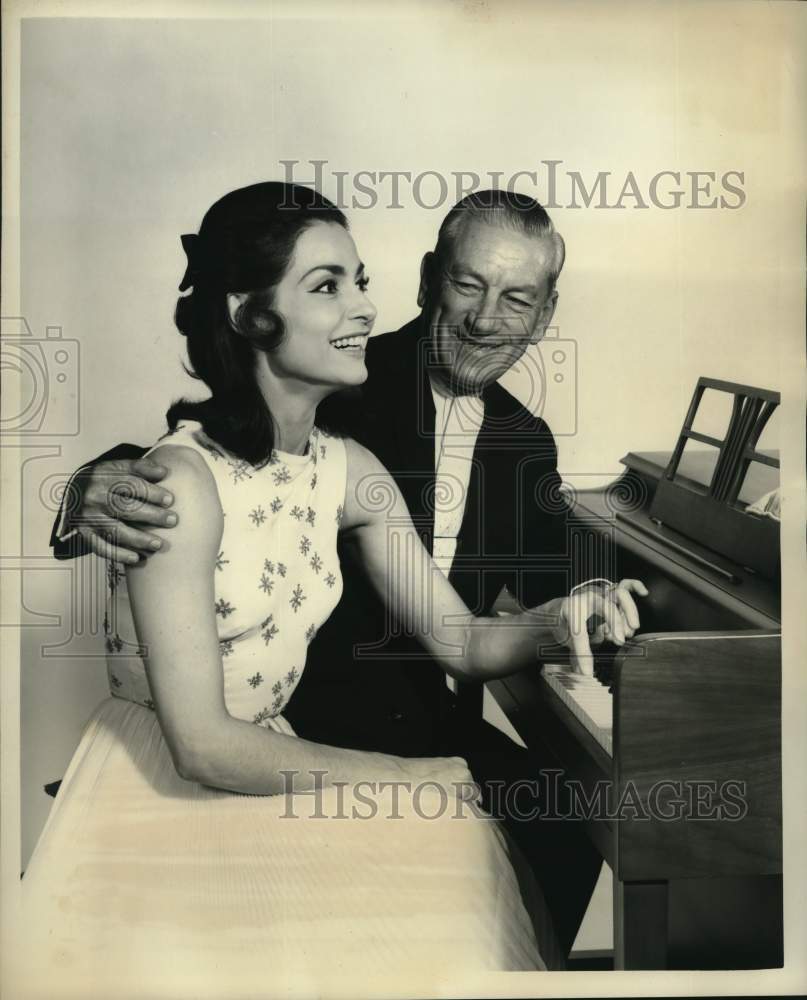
[51,318,574,757]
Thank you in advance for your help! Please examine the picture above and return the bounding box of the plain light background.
[12,1,804,958]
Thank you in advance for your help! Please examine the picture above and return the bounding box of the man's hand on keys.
[554,579,649,676]
[69,458,177,564]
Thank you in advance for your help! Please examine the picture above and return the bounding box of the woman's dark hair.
[167,181,357,465]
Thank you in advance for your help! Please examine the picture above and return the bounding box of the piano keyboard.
[541,665,613,756]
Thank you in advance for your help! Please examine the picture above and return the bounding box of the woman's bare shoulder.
[342,437,404,531]
[149,442,217,489]
[343,435,386,476]
[144,444,223,542]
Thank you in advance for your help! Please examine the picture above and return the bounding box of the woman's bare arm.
[340,438,647,678]
[125,444,469,794]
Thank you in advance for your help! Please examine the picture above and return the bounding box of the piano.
[489,378,783,970]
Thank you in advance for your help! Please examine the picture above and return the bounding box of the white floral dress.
[23,420,553,982]
[104,419,346,734]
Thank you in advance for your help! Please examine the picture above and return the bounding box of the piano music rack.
[649,378,780,581]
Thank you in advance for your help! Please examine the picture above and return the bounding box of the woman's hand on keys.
[554,579,649,675]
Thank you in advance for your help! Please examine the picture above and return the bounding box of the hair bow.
[178,233,199,292]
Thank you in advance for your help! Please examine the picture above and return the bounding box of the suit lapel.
[450,386,497,570]
[448,384,518,606]
[386,322,437,541]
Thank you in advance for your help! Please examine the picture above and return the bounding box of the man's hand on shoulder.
[69,455,177,564]
[125,445,223,574]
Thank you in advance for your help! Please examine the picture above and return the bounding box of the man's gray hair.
[435,189,565,290]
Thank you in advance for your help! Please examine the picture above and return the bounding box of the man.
[52,190,635,957]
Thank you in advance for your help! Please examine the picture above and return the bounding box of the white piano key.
[541,664,613,756]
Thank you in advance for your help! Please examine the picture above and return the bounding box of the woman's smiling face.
[267,221,377,390]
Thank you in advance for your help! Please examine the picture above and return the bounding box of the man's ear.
[226,292,249,334]
[529,289,558,345]
[417,252,435,309]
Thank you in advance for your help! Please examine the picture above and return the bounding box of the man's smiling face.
[419,217,559,395]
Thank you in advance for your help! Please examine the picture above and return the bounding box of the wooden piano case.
[490,630,782,971]
[489,377,783,969]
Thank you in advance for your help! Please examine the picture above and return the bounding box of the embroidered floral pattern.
[335,504,343,524]
[107,561,124,594]
[231,461,252,484]
[249,506,267,526]
[105,633,124,654]
[261,615,279,643]
[104,421,345,737]
[290,584,306,612]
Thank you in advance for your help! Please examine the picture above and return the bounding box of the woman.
[21,182,643,988]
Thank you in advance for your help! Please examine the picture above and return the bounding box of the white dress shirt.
[429,378,611,599]
[429,377,485,578]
